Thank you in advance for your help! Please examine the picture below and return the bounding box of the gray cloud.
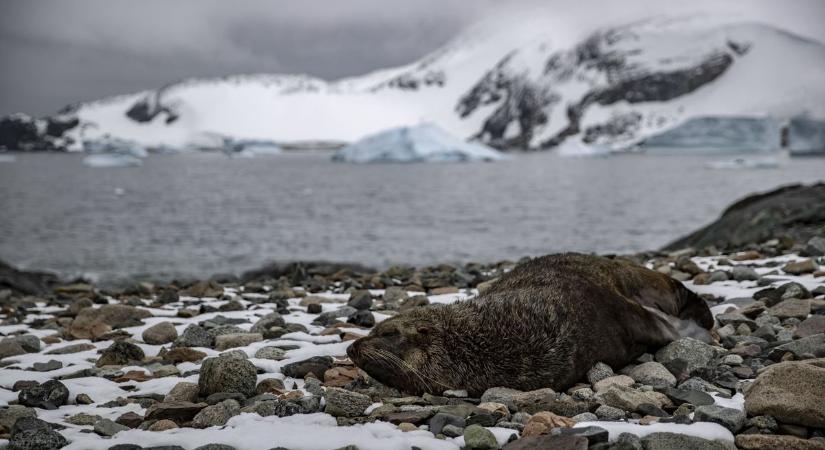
[1,0,823,116]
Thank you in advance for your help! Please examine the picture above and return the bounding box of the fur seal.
[347,253,713,396]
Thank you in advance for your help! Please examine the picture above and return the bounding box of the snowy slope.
[52,13,825,151]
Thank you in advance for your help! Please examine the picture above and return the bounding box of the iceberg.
[332,123,504,163]
[705,156,780,170]
[556,139,610,158]
[82,154,143,168]
[83,137,148,157]
[788,117,825,156]
[640,116,781,154]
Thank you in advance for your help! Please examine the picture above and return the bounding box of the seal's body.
[347,253,713,396]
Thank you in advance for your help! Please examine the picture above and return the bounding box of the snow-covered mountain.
[3,12,825,152]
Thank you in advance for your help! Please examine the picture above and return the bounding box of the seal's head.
[346,307,452,395]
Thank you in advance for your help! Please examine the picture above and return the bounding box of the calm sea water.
[1,152,823,282]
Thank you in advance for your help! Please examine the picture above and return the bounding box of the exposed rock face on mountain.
[664,183,825,252]
[1,15,824,152]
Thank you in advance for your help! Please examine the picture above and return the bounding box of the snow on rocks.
[0,248,822,449]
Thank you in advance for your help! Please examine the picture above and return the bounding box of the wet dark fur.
[347,253,713,396]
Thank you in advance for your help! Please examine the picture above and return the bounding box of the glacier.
[639,116,781,154]
[789,117,825,156]
[331,124,504,163]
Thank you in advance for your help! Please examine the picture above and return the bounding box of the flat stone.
[770,298,811,320]
[593,375,634,393]
[214,333,263,351]
[254,346,286,360]
[144,401,207,424]
[783,259,818,275]
[44,343,96,355]
[735,434,825,450]
[96,340,145,367]
[655,337,717,375]
[480,387,522,411]
[664,387,714,406]
[0,405,36,430]
[769,333,825,359]
[796,316,825,339]
[640,432,730,450]
[595,385,665,413]
[93,418,129,436]
[281,356,333,379]
[694,404,746,432]
[69,304,152,340]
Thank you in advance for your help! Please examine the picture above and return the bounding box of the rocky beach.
[1,184,824,450]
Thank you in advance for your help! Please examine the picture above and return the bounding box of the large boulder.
[664,183,825,251]
[744,358,825,428]
[0,259,57,297]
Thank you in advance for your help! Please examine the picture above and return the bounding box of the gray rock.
[552,426,609,445]
[96,340,145,367]
[640,432,729,450]
[249,313,287,338]
[463,424,498,450]
[795,316,825,339]
[10,335,40,353]
[655,338,717,375]
[571,412,598,422]
[164,382,199,403]
[732,266,760,281]
[769,333,825,359]
[0,339,26,359]
[324,387,371,417]
[347,310,375,328]
[694,404,746,432]
[441,423,464,438]
[8,417,67,450]
[312,306,358,326]
[65,412,101,425]
[44,343,96,355]
[142,322,178,345]
[480,387,523,412]
[32,360,62,372]
[716,313,756,330]
[595,404,626,420]
[0,405,36,430]
[347,290,373,310]
[214,333,263,351]
[17,380,69,409]
[745,358,825,428]
[94,418,129,436]
[198,355,258,397]
[175,325,212,348]
[382,286,408,307]
[245,399,304,417]
[628,361,676,388]
[194,446,237,450]
[429,412,466,435]
[803,236,825,256]
[192,399,241,428]
[254,346,286,360]
[587,362,614,385]
[664,387,714,406]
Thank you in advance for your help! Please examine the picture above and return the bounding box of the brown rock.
[147,419,178,432]
[180,280,224,298]
[164,382,199,403]
[430,287,459,295]
[732,251,763,261]
[144,401,207,424]
[69,304,153,340]
[593,375,634,393]
[735,434,825,450]
[783,259,818,275]
[770,299,812,320]
[115,411,143,428]
[745,358,825,428]
[256,378,285,395]
[796,316,825,339]
[323,366,360,387]
[164,347,207,363]
[521,411,575,437]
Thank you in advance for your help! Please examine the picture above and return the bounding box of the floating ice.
[82,154,143,168]
[641,116,780,154]
[332,124,504,163]
[556,139,611,158]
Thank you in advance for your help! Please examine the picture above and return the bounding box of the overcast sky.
[1,0,824,116]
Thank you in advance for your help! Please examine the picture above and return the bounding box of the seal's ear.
[416,325,431,335]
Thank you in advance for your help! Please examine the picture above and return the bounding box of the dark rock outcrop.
[0,259,57,297]
[664,183,825,251]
